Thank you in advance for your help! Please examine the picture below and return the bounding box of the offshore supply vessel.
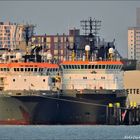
[0,18,127,124]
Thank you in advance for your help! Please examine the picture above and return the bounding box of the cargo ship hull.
[13,90,127,125]
[0,96,30,125]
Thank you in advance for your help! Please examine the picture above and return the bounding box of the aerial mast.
[80,17,101,58]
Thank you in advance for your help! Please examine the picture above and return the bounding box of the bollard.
[138,105,140,124]
[108,103,114,125]
[133,102,137,125]
[114,102,121,125]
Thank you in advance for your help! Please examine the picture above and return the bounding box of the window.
[102,65,105,69]
[71,65,74,69]
[81,65,84,69]
[63,65,66,69]
[13,79,15,82]
[95,65,98,69]
[88,65,91,69]
[43,79,45,82]
[92,65,95,69]
[101,77,105,79]
[83,77,87,79]
[66,65,69,69]
[34,68,38,72]
[98,65,101,69]
[77,65,80,69]
[69,65,72,69]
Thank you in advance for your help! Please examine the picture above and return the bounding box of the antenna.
[80,17,101,37]
[80,20,88,35]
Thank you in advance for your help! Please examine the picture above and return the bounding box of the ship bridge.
[60,60,124,90]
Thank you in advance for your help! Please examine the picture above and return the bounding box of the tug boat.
[0,18,127,124]
[0,51,60,124]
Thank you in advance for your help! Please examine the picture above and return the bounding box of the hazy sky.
[0,1,140,57]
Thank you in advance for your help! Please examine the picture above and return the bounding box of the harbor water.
[0,125,140,140]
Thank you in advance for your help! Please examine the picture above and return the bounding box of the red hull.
[0,120,30,125]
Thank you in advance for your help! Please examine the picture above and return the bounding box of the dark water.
[0,125,140,140]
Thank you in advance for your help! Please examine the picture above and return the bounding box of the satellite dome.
[85,45,90,51]
[47,53,52,60]
[43,52,48,57]
[109,48,114,54]
[2,53,7,60]
[16,52,22,60]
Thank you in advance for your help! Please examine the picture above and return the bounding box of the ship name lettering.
[126,89,140,94]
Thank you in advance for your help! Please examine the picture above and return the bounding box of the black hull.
[13,90,127,125]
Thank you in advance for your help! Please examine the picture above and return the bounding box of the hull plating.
[14,91,127,125]
[0,96,30,125]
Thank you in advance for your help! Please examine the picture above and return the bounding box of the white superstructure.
[60,60,124,91]
[0,52,60,92]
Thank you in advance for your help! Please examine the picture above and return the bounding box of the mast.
[80,17,101,38]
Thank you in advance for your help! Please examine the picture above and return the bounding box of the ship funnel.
[85,45,90,61]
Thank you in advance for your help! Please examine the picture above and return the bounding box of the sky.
[0,1,140,58]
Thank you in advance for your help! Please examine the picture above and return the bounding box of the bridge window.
[34,68,38,72]
[117,65,120,69]
[98,65,101,69]
[102,65,105,69]
[65,65,68,69]
[95,65,98,69]
[91,65,94,69]
[68,65,71,69]
[63,65,66,69]
[85,65,88,69]
[21,68,24,72]
[77,65,80,69]
[72,65,74,69]
[88,65,91,69]
[114,65,117,69]
[75,65,77,69]
[119,65,122,69]
[81,65,84,69]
